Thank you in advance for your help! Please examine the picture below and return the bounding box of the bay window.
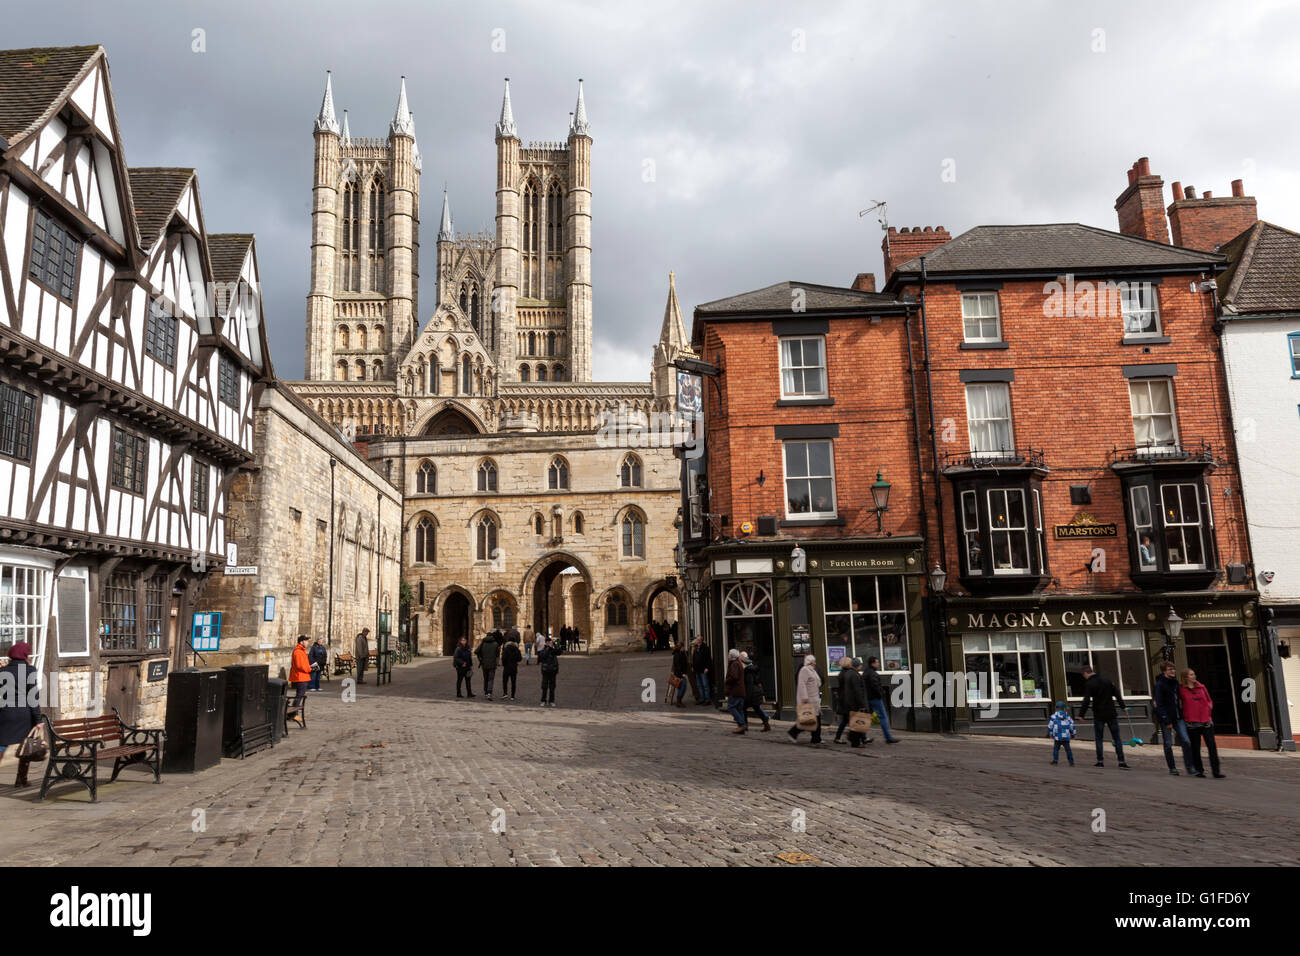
[1118,467,1217,588]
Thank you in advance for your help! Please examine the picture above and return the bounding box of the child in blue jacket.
[1048,701,1076,766]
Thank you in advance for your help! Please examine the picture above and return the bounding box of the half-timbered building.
[0,45,271,723]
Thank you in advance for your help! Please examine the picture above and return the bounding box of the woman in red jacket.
[1178,668,1225,778]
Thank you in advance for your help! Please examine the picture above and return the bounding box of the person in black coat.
[690,636,712,705]
[1079,666,1130,769]
[669,642,689,707]
[740,652,771,731]
[308,637,328,691]
[538,637,559,707]
[0,642,42,787]
[500,639,522,701]
[833,658,871,745]
[1152,661,1192,775]
[453,637,475,698]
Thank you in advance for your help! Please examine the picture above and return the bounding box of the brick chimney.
[1166,178,1258,252]
[882,226,951,279]
[1115,157,1170,244]
[850,272,876,293]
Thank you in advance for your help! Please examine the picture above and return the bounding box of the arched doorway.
[645,581,684,647]
[442,591,471,655]
[526,553,591,642]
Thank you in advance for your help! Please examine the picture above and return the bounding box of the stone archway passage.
[646,583,684,648]
[442,591,471,655]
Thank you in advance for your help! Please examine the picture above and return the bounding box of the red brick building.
[880,158,1275,745]
[683,282,934,720]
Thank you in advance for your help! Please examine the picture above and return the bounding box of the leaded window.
[29,209,79,301]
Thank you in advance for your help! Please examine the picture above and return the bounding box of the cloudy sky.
[9,0,1300,380]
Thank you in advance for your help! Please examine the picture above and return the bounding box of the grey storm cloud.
[6,0,1300,380]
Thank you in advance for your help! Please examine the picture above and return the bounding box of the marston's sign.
[1054,511,1118,539]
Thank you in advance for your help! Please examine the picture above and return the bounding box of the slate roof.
[207,234,253,287]
[128,167,193,245]
[890,223,1223,278]
[1217,221,1300,316]
[695,281,901,315]
[0,45,100,143]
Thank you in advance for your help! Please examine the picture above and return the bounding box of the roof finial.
[315,70,340,135]
[390,75,414,138]
[340,109,351,147]
[496,77,518,139]
[438,187,454,241]
[571,78,590,137]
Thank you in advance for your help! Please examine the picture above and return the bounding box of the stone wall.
[202,384,402,677]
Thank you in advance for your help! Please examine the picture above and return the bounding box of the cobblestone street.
[0,655,1295,867]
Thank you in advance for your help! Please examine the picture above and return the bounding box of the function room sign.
[1055,512,1117,539]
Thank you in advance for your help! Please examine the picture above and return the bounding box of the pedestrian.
[506,622,521,650]
[533,628,545,668]
[691,635,712,705]
[644,623,656,653]
[0,642,42,788]
[501,636,522,701]
[1153,661,1194,776]
[1047,700,1076,766]
[476,630,501,700]
[1179,668,1225,778]
[522,623,535,664]
[354,627,370,684]
[289,635,312,715]
[670,641,689,707]
[832,658,870,745]
[864,657,899,744]
[723,648,748,734]
[308,636,327,690]
[1079,665,1129,769]
[453,636,475,698]
[538,636,559,707]
[740,651,772,731]
[787,653,823,745]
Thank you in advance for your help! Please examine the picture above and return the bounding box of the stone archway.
[521,552,592,641]
[436,586,474,655]
[643,579,685,648]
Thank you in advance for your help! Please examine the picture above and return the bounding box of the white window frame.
[781,439,837,520]
[1130,485,1158,570]
[1120,282,1162,337]
[1160,482,1206,570]
[962,632,1049,702]
[961,292,1002,343]
[1063,629,1149,700]
[778,336,828,400]
[986,487,1031,575]
[1128,378,1179,453]
[965,383,1014,458]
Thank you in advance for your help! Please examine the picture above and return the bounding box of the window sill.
[776,397,835,407]
[1121,335,1171,346]
[779,516,846,528]
[959,341,1010,350]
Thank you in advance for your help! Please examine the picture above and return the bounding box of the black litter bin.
[266,678,289,745]
[222,663,271,758]
[163,668,227,773]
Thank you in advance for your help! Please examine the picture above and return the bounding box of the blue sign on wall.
[192,612,222,651]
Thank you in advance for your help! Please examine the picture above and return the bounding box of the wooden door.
[106,662,140,724]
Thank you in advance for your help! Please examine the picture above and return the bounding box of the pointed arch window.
[476,513,499,562]
[547,332,557,357]
[533,513,544,535]
[605,589,629,626]
[416,459,436,494]
[522,180,540,298]
[572,511,584,535]
[414,516,436,564]
[430,360,440,395]
[621,454,643,488]
[490,593,516,629]
[528,331,536,356]
[477,459,498,493]
[548,457,569,490]
[469,285,480,335]
[461,355,471,394]
[546,181,564,297]
[621,510,645,558]
[459,284,469,317]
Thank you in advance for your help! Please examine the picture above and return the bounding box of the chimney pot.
[1203,191,1212,199]
[1137,157,1151,176]
[1170,181,1182,203]
[1185,185,1196,199]
[1127,168,1137,186]
[1231,179,1244,197]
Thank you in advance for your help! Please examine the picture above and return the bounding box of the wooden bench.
[39,710,164,803]
[333,652,354,676]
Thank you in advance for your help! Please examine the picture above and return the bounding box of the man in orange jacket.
[289,635,312,715]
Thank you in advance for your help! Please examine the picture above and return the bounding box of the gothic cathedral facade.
[289,74,694,653]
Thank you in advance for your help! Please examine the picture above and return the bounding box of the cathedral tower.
[304,73,421,383]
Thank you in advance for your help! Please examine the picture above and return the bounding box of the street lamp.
[929,563,947,594]
[1163,608,1183,663]
[871,470,892,531]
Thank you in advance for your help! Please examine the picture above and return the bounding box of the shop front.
[699,537,927,723]
[942,592,1274,746]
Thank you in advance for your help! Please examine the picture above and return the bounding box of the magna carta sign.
[1055,511,1117,539]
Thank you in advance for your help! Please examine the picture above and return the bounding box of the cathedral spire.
[314,70,340,135]
[496,77,518,139]
[340,109,351,147]
[438,187,453,241]
[660,270,688,351]
[571,78,590,137]
[390,75,414,138]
